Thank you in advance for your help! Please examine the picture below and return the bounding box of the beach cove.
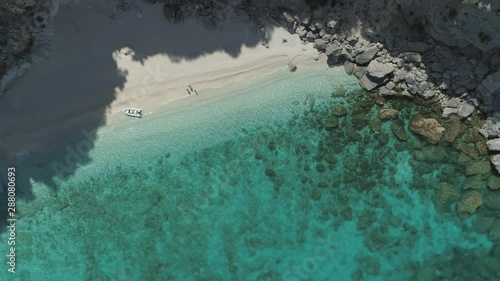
[1,0,500,280]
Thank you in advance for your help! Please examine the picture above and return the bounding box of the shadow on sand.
[0,1,268,227]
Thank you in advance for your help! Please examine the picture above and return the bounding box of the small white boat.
[123,108,142,118]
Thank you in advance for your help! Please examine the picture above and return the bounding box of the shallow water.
[2,67,498,281]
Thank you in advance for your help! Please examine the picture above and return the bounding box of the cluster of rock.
[271,0,500,172]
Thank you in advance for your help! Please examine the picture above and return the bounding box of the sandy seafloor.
[0,66,494,281]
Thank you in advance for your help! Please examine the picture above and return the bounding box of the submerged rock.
[265,167,277,177]
[487,175,500,190]
[413,146,447,163]
[379,108,399,121]
[443,117,462,144]
[409,116,445,144]
[474,216,495,233]
[490,223,500,241]
[434,182,461,213]
[465,161,491,176]
[324,117,338,129]
[463,175,483,190]
[331,106,347,117]
[390,120,408,141]
[457,191,483,215]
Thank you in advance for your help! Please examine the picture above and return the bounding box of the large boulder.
[355,45,379,65]
[463,175,483,190]
[366,60,394,79]
[458,103,475,118]
[379,87,396,97]
[409,115,445,144]
[491,154,500,174]
[358,61,394,91]
[486,138,500,151]
[325,44,352,65]
[465,161,491,176]
[434,182,461,213]
[484,192,500,211]
[391,120,408,141]
[379,108,399,121]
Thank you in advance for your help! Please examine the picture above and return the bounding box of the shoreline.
[0,0,498,172]
[0,1,323,162]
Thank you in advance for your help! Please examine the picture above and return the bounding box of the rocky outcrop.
[491,155,500,174]
[355,45,379,65]
[457,191,483,215]
[379,108,399,121]
[358,61,394,91]
[409,116,445,144]
[486,138,500,152]
[434,182,461,213]
[487,175,500,191]
[390,120,409,142]
[366,61,394,79]
[465,160,491,176]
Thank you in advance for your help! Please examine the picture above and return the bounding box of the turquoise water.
[1,67,497,280]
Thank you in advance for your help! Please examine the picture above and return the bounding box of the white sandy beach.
[0,0,325,159]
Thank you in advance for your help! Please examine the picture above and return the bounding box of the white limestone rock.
[443,107,458,117]
[458,103,475,118]
[491,154,500,174]
[366,60,394,79]
[355,45,379,65]
[487,139,500,152]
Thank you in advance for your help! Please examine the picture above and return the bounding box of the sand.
[0,0,325,160]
